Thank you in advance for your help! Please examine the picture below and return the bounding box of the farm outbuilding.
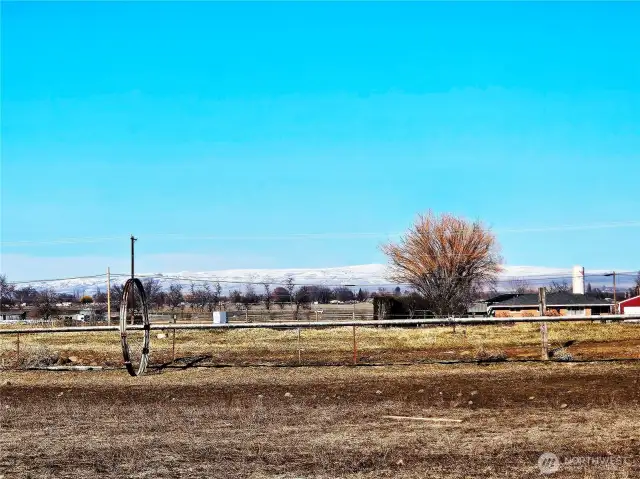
[619,295,640,315]
[486,292,611,317]
[372,295,433,320]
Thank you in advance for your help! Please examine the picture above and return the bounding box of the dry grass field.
[1,321,639,369]
[1,363,640,478]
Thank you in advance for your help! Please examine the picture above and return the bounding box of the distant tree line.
[1,274,375,315]
[2,266,638,321]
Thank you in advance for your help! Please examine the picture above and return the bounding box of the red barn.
[619,295,640,315]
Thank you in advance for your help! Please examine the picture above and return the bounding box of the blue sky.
[1,1,639,280]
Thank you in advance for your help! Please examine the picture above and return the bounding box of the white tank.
[572,266,585,295]
[212,311,228,324]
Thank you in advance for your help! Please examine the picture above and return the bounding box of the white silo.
[572,265,585,295]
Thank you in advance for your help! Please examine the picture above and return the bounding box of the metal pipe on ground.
[0,314,639,335]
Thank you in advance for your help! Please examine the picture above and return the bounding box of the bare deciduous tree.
[547,280,571,294]
[332,287,354,302]
[73,288,84,303]
[214,282,222,309]
[188,282,210,311]
[14,285,37,306]
[110,284,125,310]
[203,283,213,312]
[242,284,258,310]
[403,291,422,319]
[228,289,242,310]
[382,212,502,316]
[34,288,60,321]
[284,276,296,310]
[262,283,272,310]
[293,286,312,320]
[142,278,164,309]
[204,282,222,312]
[167,283,184,311]
[93,288,108,304]
[509,278,533,294]
[311,285,332,304]
[0,274,15,309]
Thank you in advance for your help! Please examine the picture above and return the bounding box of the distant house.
[484,292,611,317]
[73,309,94,322]
[619,295,640,315]
[1,311,27,322]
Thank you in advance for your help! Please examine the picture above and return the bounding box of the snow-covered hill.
[20,264,634,293]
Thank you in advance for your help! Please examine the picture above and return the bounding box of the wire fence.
[1,315,640,371]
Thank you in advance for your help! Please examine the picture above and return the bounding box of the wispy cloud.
[0,253,275,281]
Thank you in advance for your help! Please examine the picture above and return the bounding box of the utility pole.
[107,267,111,325]
[605,272,617,314]
[131,235,137,281]
[613,272,617,314]
[130,235,137,325]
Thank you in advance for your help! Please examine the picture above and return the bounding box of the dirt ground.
[1,362,639,478]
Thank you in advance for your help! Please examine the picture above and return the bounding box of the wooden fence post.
[352,325,357,365]
[540,323,549,360]
[297,328,301,365]
[16,332,20,368]
[172,314,176,362]
[538,287,549,360]
[538,287,547,316]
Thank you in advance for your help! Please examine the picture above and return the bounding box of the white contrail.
[2,221,639,246]
[497,221,640,233]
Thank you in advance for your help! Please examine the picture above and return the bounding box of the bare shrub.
[551,348,573,361]
[495,310,511,318]
[20,345,60,368]
[475,347,507,362]
[34,288,60,321]
[521,310,537,317]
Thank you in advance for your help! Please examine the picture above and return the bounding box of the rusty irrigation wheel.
[119,278,150,376]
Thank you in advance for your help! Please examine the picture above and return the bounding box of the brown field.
[1,362,640,478]
[1,322,639,477]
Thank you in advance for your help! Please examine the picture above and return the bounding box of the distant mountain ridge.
[17,264,637,294]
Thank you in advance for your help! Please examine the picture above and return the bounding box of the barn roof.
[619,295,640,305]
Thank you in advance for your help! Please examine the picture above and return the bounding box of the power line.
[7,274,108,285]
[6,269,638,288]
[106,270,640,288]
